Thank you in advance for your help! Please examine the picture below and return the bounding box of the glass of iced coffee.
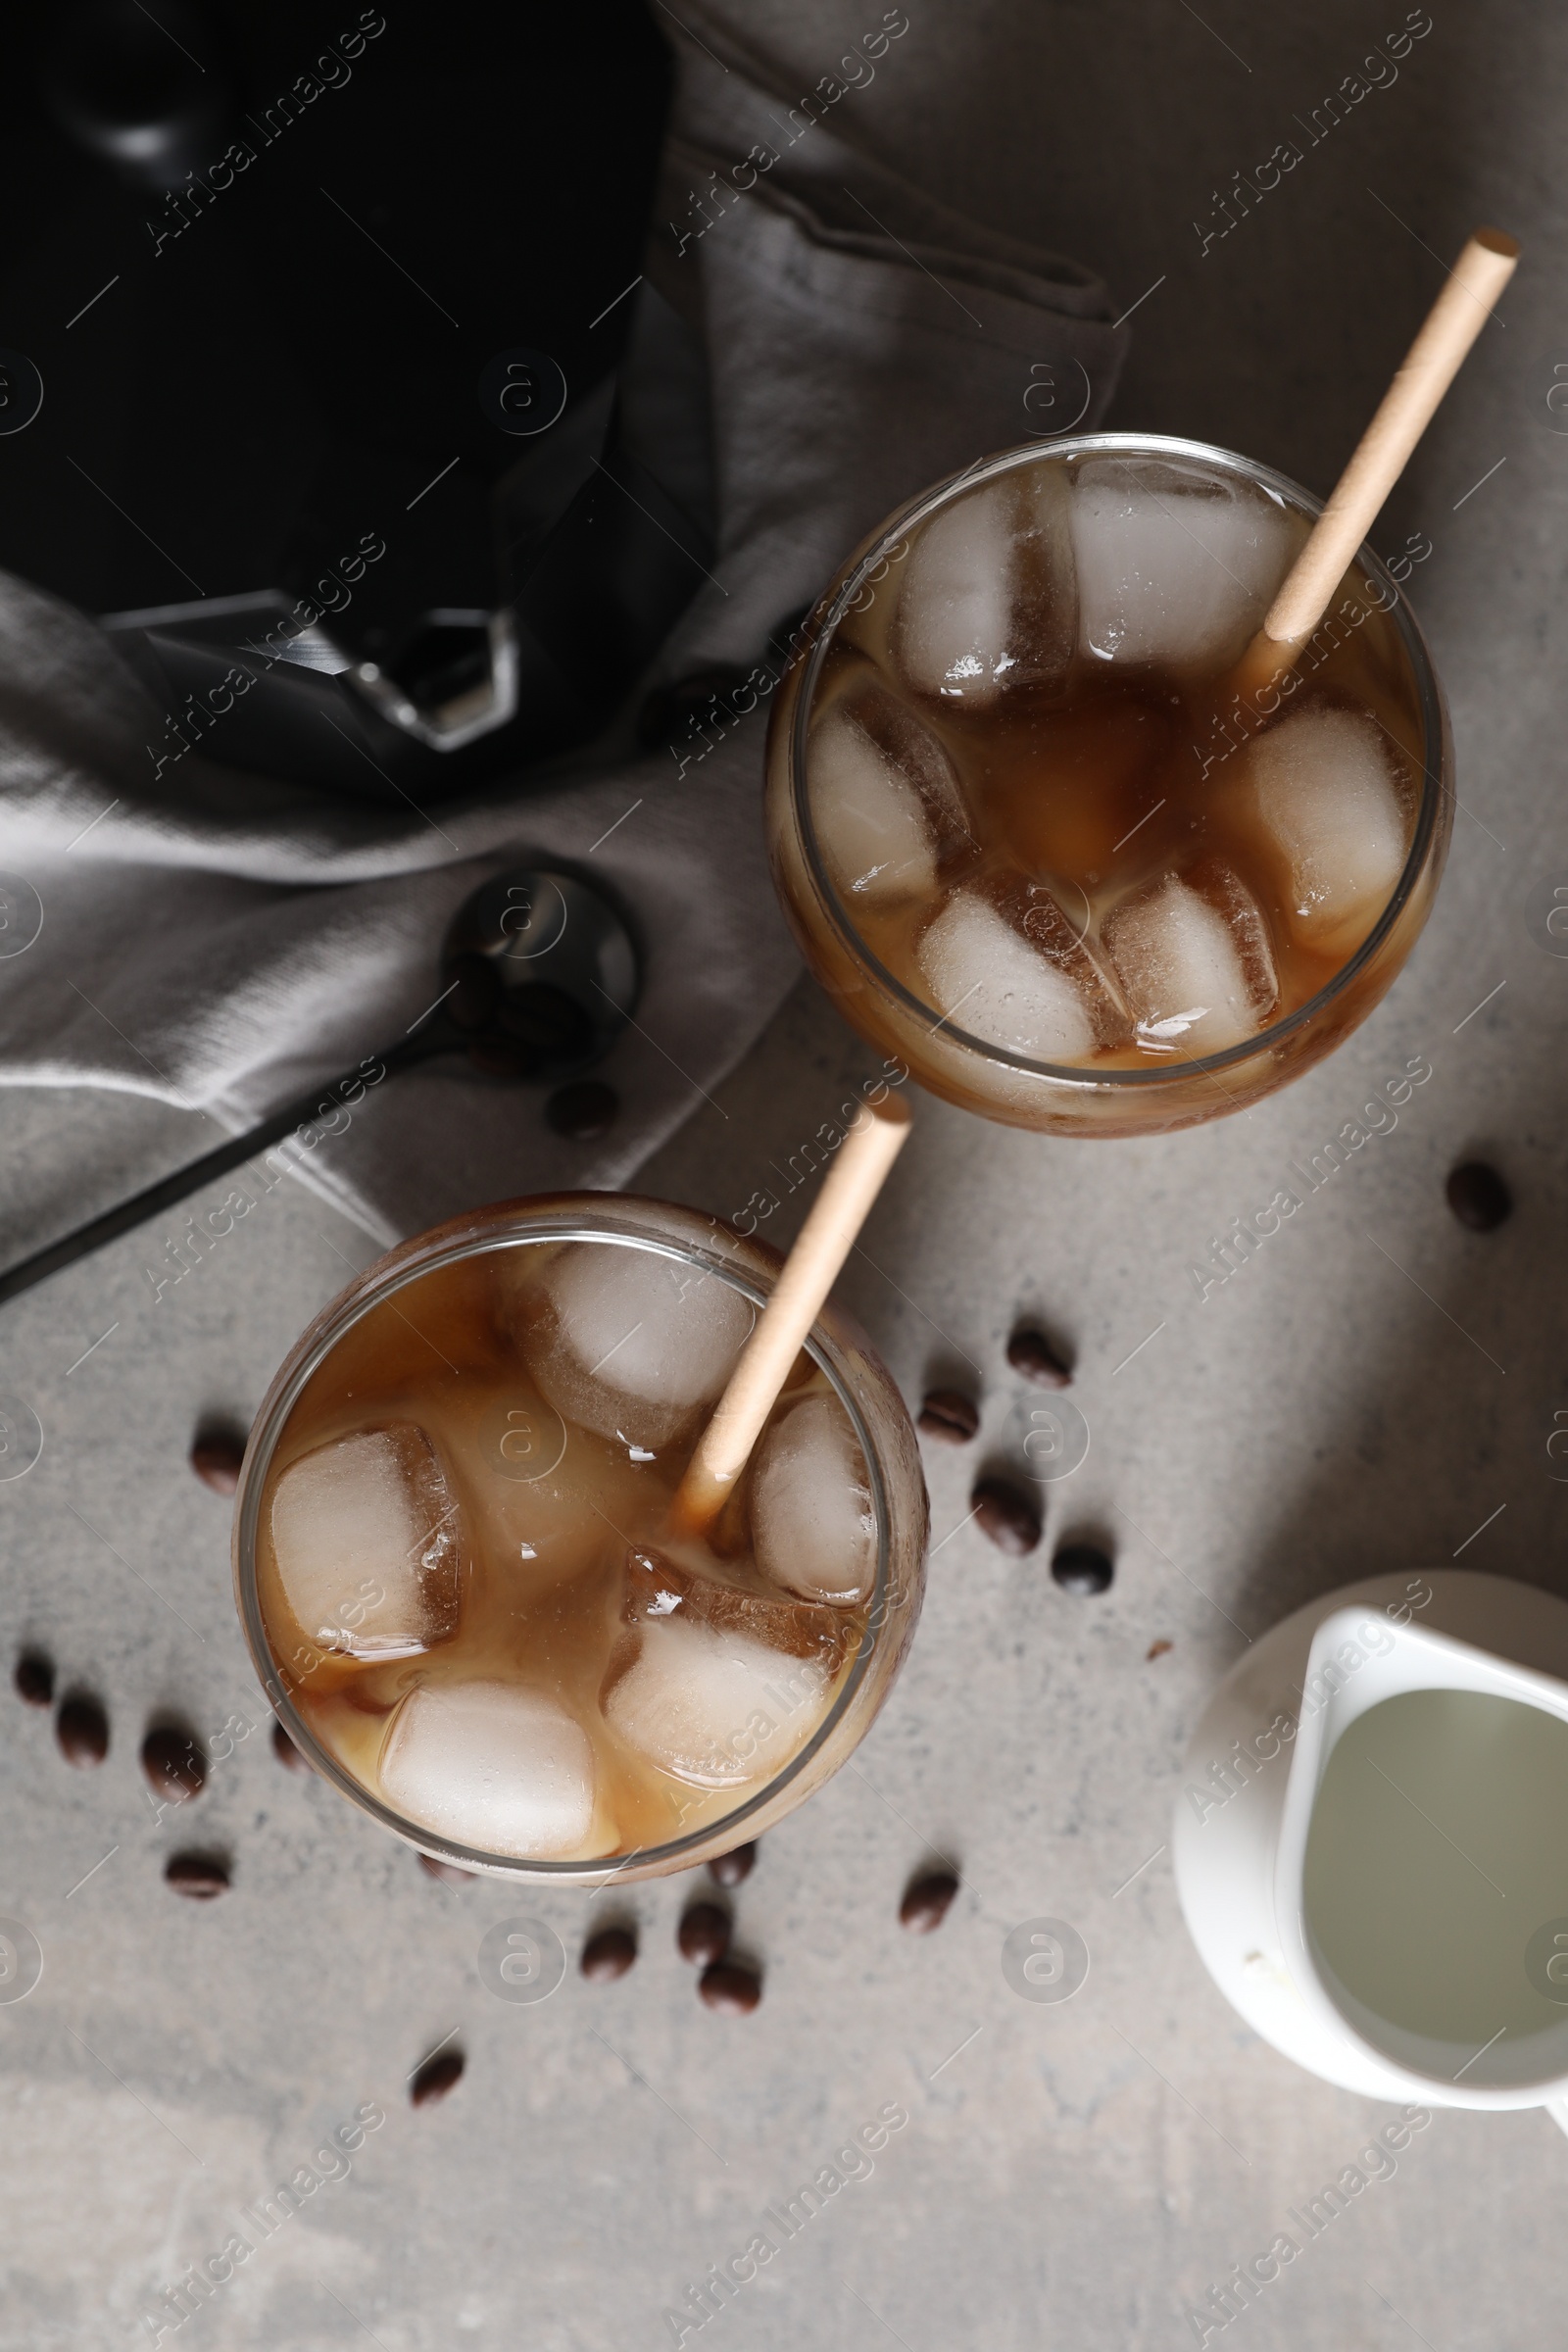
[766,433,1451,1136]
[232,1194,926,1883]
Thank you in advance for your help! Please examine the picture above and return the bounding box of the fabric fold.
[0,13,1125,1252]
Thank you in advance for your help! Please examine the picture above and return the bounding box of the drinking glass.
[765,432,1452,1138]
[232,1192,927,1884]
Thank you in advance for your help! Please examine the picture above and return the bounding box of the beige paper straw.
[1234,227,1519,699]
[671,1093,912,1535]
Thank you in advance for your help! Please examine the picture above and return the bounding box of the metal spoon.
[0,867,638,1307]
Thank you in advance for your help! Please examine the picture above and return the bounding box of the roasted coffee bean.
[271,1719,308,1772]
[418,1851,478,1886]
[166,1852,228,1899]
[698,1961,761,2014]
[1147,1638,1173,1662]
[1006,1327,1072,1388]
[14,1649,53,1707]
[900,1871,959,1933]
[709,1841,757,1890]
[190,1428,245,1495]
[56,1691,109,1766]
[581,1927,637,1982]
[410,2049,465,2107]
[918,1389,979,1445]
[678,1902,731,1966]
[971,1477,1041,1557]
[141,1725,206,1802]
[1446,1160,1512,1232]
[1053,1542,1114,1596]
[546,1081,618,1143]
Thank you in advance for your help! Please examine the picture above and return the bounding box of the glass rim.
[234,1199,897,1880]
[789,429,1447,1089]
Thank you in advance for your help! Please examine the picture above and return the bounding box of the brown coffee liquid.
[813,461,1425,1070]
[256,1241,871,1863]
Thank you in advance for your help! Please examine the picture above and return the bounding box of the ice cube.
[750,1392,875,1605]
[1247,706,1409,955]
[1071,462,1292,669]
[604,1605,835,1788]
[623,1545,851,1660]
[895,482,1013,705]
[378,1681,595,1858]
[916,879,1126,1062]
[523,1243,755,1453]
[892,466,1075,706]
[808,680,972,906]
[457,1372,648,1592]
[269,1425,461,1659]
[1103,863,1278,1055]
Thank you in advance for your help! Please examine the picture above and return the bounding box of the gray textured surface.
[3,1,1567,2347]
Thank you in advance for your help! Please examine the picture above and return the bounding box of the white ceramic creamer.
[1173,1569,1568,2132]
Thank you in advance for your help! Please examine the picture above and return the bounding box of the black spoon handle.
[0,1033,447,1309]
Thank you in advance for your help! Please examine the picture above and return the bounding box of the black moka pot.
[0,0,709,801]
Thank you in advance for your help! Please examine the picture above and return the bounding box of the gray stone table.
[2,1,1565,2346]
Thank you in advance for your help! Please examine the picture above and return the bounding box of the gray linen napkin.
[0,10,1124,1256]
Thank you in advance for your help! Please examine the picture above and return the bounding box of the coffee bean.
[190,1428,245,1496]
[918,1389,979,1445]
[698,1961,761,2014]
[1147,1638,1173,1662]
[56,1691,108,1766]
[709,1841,757,1889]
[166,1852,228,1899]
[271,1720,307,1772]
[581,1927,637,1982]
[971,1477,1041,1557]
[1006,1327,1072,1388]
[418,1852,478,1886]
[141,1725,206,1802]
[546,1081,618,1144]
[1053,1542,1113,1595]
[678,1902,731,1966]
[900,1871,959,1933]
[14,1649,53,1708]
[1446,1160,1512,1232]
[410,2049,465,2107]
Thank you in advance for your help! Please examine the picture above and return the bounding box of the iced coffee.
[767,435,1451,1135]
[234,1197,925,1881]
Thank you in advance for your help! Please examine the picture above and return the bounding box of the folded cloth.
[0,9,1124,1257]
